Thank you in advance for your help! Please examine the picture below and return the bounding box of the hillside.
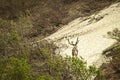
[45,2,120,66]
[0,0,117,38]
[0,0,120,80]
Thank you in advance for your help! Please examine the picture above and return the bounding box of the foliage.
[64,57,100,80]
[0,0,116,38]
[96,28,120,80]
[107,28,120,41]
[0,11,102,80]
[36,75,55,80]
[0,58,32,80]
[36,47,101,80]
[0,16,33,80]
[0,18,20,57]
[107,28,120,54]
[31,47,101,80]
[107,28,120,60]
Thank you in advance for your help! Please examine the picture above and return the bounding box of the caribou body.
[68,38,79,57]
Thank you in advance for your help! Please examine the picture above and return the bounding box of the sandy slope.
[45,2,120,66]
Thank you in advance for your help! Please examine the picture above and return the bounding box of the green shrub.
[107,28,120,52]
[64,57,100,80]
[36,75,55,80]
[0,59,7,79]
[0,58,32,80]
[38,48,100,80]
[0,16,33,80]
[31,45,101,80]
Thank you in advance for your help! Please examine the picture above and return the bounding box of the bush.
[0,57,32,80]
[36,75,55,80]
[107,28,120,42]
[107,28,120,60]
[34,47,100,80]
[63,57,100,80]
[0,16,33,80]
[30,46,101,80]
[107,28,120,52]
[0,12,101,80]
[96,28,120,80]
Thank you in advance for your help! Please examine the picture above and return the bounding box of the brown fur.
[72,46,78,57]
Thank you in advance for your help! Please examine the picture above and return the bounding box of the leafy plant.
[0,58,32,80]
[107,28,120,41]
[0,16,33,80]
[64,57,100,80]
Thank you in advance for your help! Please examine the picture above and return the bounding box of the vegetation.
[107,28,120,42]
[0,1,118,80]
[30,47,101,80]
[0,58,32,80]
[0,0,117,38]
[0,15,33,80]
[95,28,120,80]
[0,15,102,80]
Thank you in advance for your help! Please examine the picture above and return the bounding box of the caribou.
[68,38,79,57]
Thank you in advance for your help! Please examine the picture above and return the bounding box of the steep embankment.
[0,0,116,38]
[45,2,120,66]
